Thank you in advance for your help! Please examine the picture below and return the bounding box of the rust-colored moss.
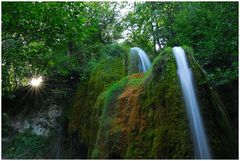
[115,86,147,133]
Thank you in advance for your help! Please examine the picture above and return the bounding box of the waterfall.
[55,125,63,159]
[172,47,211,159]
[130,47,151,73]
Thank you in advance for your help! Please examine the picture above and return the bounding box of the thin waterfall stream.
[173,47,211,159]
[55,124,63,159]
[130,47,151,73]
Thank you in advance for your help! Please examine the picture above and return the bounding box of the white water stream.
[173,47,211,159]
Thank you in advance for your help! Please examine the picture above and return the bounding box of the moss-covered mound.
[67,44,128,158]
[69,46,237,159]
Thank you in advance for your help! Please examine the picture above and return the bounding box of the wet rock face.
[49,105,62,118]
[10,104,62,136]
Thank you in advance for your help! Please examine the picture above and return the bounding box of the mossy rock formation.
[68,46,237,159]
[68,44,128,158]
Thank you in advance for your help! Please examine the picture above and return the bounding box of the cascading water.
[130,47,151,73]
[172,47,211,159]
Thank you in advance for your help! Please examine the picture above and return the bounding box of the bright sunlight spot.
[30,76,43,87]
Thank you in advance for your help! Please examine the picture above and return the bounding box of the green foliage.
[173,2,238,86]
[2,2,123,95]
[123,2,158,58]
[2,129,49,159]
[45,52,81,77]
[100,44,128,58]
[2,113,11,136]
[87,44,128,100]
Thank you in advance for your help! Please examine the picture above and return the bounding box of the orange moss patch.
[115,85,147,134]
[106,84,147,158]
[128,73,144,79]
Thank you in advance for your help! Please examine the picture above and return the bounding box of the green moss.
[125,141,138,158]
[102,77,128,114]
[139,47,193,158]
[127,76,143,87]
[86,44,128,110]
[91,77,128,158]
[68,44,129,158]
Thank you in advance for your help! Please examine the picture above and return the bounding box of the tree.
[2,2,122,94]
